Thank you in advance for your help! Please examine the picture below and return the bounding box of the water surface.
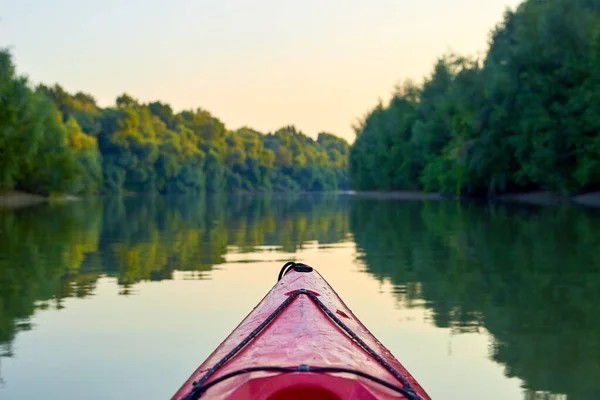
[1,194,598,399]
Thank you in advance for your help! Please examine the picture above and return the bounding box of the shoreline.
[3,189,600,210]
[348,190,600,208]
[0,191,80,209]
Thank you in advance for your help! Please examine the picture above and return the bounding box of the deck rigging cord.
[182,262,423,400]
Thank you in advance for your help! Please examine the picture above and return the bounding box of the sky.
[1,0,522,141]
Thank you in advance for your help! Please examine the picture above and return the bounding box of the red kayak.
[171,263,431,400]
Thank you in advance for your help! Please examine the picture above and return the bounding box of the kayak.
[171,262,431,400]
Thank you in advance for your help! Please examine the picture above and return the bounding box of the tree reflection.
[0,193,349,357]
[350,198,600,400]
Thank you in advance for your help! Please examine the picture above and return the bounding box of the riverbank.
[3,189,600,209]
[350,190,600,208]
[346,191,446,200]
[0,191,80,209]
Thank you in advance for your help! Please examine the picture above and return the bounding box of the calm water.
[1,194,599,400]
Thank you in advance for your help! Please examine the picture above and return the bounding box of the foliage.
[350,0,600,196]
[0,51,79,195]
[1,49,349,195]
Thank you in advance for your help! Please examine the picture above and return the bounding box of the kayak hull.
[171,265,431,400]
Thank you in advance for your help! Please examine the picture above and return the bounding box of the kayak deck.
[171,263,431,400]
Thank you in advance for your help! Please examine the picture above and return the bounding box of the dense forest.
[4,0,600,199]
[350,0,600,196]
[0,51,349,196]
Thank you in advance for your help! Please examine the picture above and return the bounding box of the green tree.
[0,50,80,195]
[64,117,103,194]
[3,49,349,195]
[349,0,600,197]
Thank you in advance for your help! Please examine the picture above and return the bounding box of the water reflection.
[0,193,350,355]
[1,195,599,399]
[351,199,600,400]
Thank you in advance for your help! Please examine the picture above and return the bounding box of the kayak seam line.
[186,290,302,393]
[305,290,420,399]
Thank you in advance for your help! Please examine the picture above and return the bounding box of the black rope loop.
[184,365,421,400]
[277,262,314,282]
[277,261,296,282]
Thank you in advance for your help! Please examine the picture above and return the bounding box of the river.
[0,193,598,399]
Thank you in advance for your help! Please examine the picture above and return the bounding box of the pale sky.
[1,0,522,141]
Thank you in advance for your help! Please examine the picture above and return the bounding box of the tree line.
[350,0,600,196]
[0,50,349,196]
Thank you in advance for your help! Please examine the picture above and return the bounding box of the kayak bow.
[171,262,431,400]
